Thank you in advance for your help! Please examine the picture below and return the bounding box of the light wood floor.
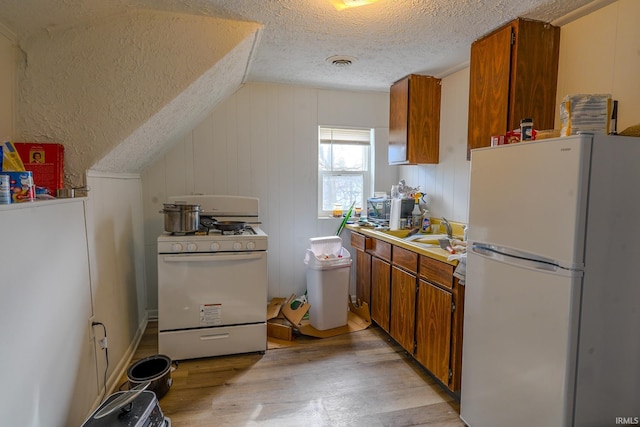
[120,321,466,427]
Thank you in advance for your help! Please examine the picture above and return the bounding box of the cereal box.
[3,171,35,203]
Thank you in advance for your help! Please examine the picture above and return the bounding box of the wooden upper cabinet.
[389,74,442,165]
[467,18,560,159]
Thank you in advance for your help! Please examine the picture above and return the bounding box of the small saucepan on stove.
[209,220,246,232]
[160,203,201,233]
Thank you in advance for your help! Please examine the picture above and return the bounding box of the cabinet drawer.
[350,232,370,251]
[392,246,418,274]
[419,255,454,289]
[368,238,391,262]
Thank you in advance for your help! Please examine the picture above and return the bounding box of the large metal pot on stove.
[160,203,201,233]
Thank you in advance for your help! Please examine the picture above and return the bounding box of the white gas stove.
[157,225,268,254]
[157,195,268,360]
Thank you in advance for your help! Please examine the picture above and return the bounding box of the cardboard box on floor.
[267,294,371,341]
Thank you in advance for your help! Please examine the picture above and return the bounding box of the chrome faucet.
[441,217,453,238]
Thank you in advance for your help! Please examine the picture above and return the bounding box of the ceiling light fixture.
[343,0,378,7]
[326,55,357,67]
[329,0,379,10]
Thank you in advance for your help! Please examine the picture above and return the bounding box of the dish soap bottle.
[420,209,431,233]
[411,193,422,228]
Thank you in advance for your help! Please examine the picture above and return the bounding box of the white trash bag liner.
[308,236,343,258]
[304,247,351,270]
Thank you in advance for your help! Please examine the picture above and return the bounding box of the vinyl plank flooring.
[118,322,466,427]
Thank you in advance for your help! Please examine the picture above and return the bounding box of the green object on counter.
[336,201,356,236]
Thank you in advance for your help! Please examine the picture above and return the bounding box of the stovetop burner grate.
[209,225,256,236]
[166,226,258,237]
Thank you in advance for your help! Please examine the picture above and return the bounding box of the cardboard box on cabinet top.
[266,294,371,344]
[14,142,64,196]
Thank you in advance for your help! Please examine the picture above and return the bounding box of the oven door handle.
[199,333,230,341]
[162,253,264,262]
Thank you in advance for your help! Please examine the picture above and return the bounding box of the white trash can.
[304,243,352,331]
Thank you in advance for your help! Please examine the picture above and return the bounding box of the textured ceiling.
[0,0,608,92]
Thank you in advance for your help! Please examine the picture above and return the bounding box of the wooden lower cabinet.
[351,231,372,306]
[390,266,416,352]
[355,249,372,305]
[350,230,465,394]
[415,279,453,386]
[370,256,391,332]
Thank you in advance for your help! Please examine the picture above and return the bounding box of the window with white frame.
[318,126,373,217]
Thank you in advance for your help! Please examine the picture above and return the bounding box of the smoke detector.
[326,55,357,67]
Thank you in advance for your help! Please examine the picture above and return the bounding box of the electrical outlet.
[88,315,96,340]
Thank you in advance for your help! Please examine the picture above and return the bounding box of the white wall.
[0,200,95,426]
[1,18,150,425]
[85,172,149,401]
[141,0,640,305]
[399,68,471,223]
[0,175,148,426]
[554,0,640,132]
[0,23,16,138]
[142,83,394,303]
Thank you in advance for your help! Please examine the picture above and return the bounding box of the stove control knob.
[246,242,256,250]
[210,242,220,252]
[171,243,183,252]
[233,242,242,251]
[186,243,197,252]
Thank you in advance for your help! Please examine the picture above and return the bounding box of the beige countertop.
[346,223,463,266]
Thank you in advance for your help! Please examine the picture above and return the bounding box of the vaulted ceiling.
[0,0,608,183]
[2,0,603,90]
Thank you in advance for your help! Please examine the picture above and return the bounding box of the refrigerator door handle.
[470,243,581,276]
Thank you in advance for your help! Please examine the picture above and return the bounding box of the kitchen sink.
[404,233,451,244]
[380,229,413,238]
[411,242,441,249]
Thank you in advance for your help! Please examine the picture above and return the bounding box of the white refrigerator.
[460,134,640,427]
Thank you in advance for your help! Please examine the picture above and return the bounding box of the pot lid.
[161,203,201,211]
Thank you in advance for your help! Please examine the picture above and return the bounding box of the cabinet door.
[408,75,441,164]
[355,249,371,306]
[450,279,465,392]
[390,266,416,352]
[415,279,453,386]
[370,256,391,332]
[467,19,560,159]
[467,24,512,159]
[389,75,410,164]
[508,19,560,133]
[389,74,441,165]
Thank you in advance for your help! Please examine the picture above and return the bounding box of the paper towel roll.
[389,198,401,230]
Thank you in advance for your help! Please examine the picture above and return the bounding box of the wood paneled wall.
[399,68,472,224]
[141,0,640,308]
[142,83,393,303]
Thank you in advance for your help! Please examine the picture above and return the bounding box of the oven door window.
[158,252,267,331]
